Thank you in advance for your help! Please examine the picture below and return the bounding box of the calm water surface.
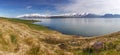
[34,18,120,36]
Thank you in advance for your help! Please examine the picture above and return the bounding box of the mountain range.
[17,13,120,18]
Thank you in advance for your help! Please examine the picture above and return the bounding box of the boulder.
[92,41,104,51]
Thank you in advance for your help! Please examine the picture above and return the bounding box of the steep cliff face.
[0,18,120,55]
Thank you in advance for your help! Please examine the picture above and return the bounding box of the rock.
[58,43,67,49]
[92,41,104,51]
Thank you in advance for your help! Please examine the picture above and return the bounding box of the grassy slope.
[1,17,51,32]
[0,17,120,55]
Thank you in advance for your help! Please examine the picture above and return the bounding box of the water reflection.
[34,18,120,37]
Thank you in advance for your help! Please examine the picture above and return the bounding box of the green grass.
[0,17,52,32]
[42,37,65,44]
[27,46,40,55]
[10,34,17,44]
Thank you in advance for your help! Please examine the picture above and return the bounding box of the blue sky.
[0,0,70,17]
[0,0,120,17]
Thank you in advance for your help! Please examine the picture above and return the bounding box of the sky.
[0,0,120,17]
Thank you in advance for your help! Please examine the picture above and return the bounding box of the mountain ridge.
[17,13,120,18]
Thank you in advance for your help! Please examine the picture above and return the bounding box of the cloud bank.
[59,0,120,14]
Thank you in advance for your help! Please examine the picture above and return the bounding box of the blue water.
[34,18,120,36]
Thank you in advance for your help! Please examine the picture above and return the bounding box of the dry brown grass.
[0,18,120,55]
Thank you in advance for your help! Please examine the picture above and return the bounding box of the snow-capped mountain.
[17,13,88,18]
[17,14,50,18]
[60,13,88,17]
[17,13,120,18]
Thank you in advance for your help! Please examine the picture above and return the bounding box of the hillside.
[0,17,120,55]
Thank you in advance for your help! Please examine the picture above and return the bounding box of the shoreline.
[6,18,120,38]
[34,19,119,38]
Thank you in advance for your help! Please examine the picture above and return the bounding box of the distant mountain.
[80,14,101,18]
[17,13,120,18]
[16,14,50,18]
[102,14,120,18]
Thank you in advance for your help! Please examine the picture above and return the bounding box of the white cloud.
[59,0,120,14]
[26,6,32,10]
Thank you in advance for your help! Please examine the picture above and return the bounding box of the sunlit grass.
[0,17,120,55]
[0,17,52,33]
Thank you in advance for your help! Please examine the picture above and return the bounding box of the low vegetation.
[0,17,120,55]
